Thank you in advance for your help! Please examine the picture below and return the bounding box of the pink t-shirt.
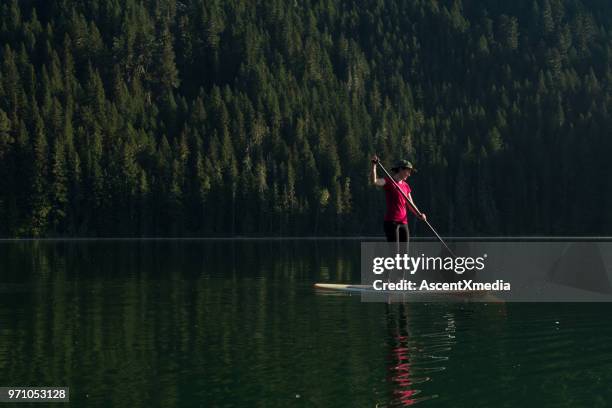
[383,177,411,224]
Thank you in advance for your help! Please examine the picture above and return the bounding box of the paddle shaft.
[376,161,456,257]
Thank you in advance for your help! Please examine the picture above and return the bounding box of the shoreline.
[2,236,612,242]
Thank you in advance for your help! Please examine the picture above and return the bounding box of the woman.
[370,155,426,242]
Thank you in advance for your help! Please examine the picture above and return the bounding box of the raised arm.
[370,155,386,186]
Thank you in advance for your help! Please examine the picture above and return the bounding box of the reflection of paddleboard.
[314,282,502,301]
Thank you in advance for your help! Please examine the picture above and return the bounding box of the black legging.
[383,221,409,242]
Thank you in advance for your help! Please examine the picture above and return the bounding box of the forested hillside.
[1,0,611,237]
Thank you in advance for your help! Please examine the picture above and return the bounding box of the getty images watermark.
[360,240,612,302]
[370,252,510,292]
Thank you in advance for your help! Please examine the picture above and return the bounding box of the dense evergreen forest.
[0,0,611,237]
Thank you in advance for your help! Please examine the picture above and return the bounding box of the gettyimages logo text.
[372,253,488,275]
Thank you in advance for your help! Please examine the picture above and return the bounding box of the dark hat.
[391,159,417,173]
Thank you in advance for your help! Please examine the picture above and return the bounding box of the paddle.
[375,159,457,257]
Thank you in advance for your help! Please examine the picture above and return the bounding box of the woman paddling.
[370,155,426,242]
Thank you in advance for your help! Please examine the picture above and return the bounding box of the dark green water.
[1,240,612,407]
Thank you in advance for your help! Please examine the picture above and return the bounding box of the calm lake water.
[1,240,612,407]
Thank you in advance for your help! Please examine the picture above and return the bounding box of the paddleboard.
[314,282,499,301]
[314,283,371,292]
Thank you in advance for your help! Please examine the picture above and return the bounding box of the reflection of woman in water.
[383,304,455,407]
[381,303,507,407]
[384,303,423,406]
[386,304,419,406]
